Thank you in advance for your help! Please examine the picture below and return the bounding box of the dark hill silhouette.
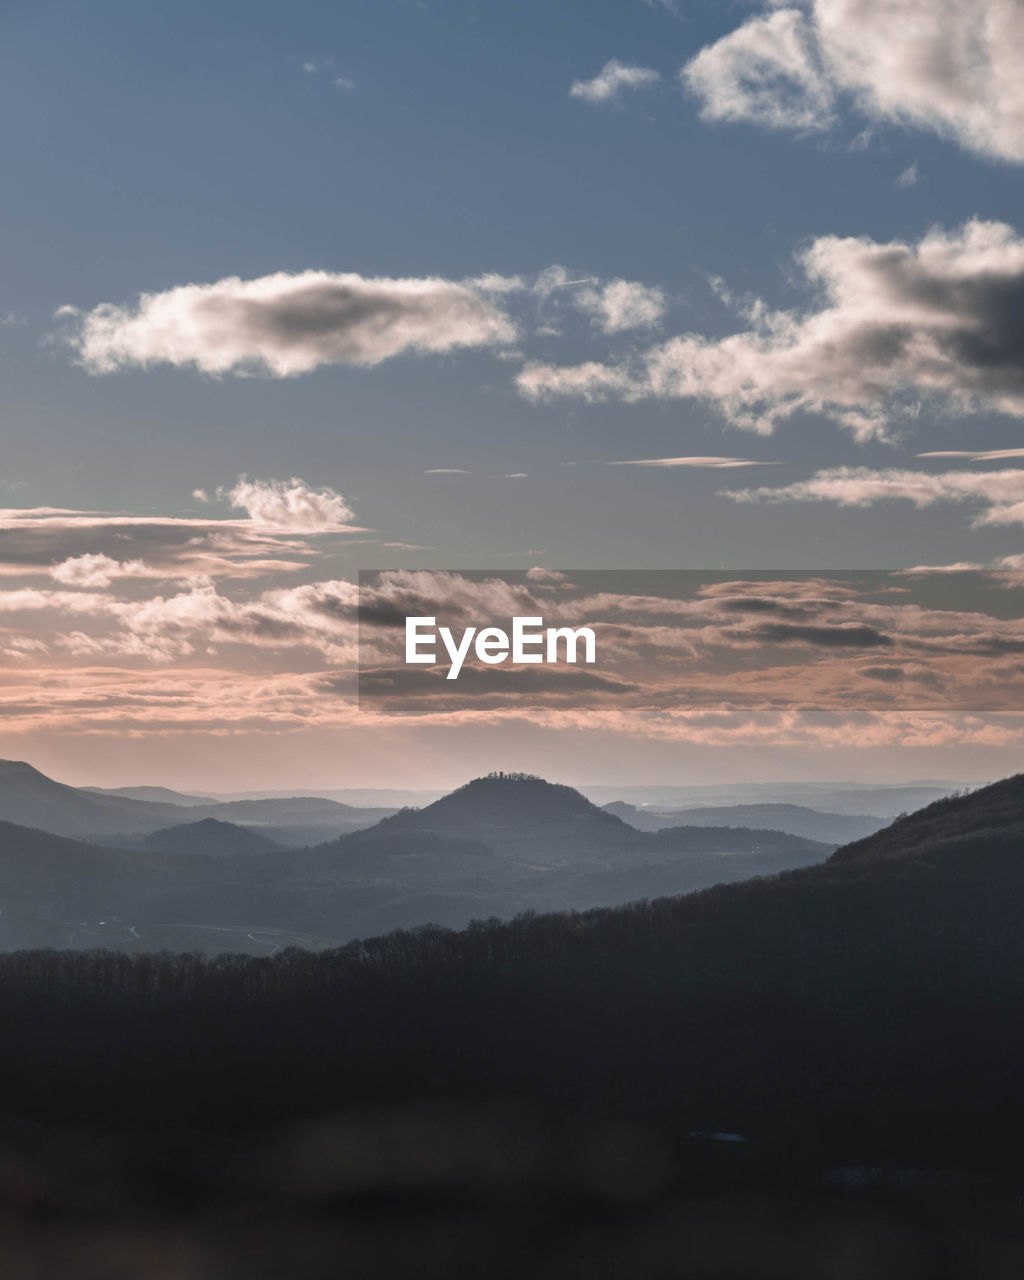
[376,772,632,854]
[2,772,1024,1172]
[826,777,1012,865]
[3,777,1024,1274]
[353,772,830,866]
[133,817,283,856]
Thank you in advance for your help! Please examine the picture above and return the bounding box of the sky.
[2,0,1024,788]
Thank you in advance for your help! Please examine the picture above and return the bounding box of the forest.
[2,774,1024,1275]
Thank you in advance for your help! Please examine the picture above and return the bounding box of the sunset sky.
[2,0,1024,788]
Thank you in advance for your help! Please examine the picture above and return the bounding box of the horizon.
[1,753,993,800]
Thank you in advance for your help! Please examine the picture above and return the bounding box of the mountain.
[83,785,211,806]
[606,800,886,844]
[369,772,637,863]
[6,773,1024,1188]
[0,760,392,844]
[0,760,187,837]
[583,781,960,816]
[131,818,283,857]
[829,776,1018,865]
[0,767,835,953]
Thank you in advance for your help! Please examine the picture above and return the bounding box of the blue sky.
[2,0,1024,785]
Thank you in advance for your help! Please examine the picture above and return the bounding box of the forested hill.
[367,772,633,847]
[333,772,831,861]
[827,774,1014,865]
[2,773,1024,1173]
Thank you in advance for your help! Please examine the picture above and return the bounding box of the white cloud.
[570,59,660,104]
[333,77,355,91]
[51,554,149,588]
[724,465,1024,527]
[683,7,835,131]
[59,270,519,377]
[895,162,920,188]
[218,476,355,531]
[575,279,667,333]
[918,449,1024,462]
[608,456,779,468]
[0,479,362,581]
[683,1,1024,163]
[516,220,1024,440]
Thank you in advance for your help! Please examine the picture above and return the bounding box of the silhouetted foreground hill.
[0,773,1020,1146]
[1,776,1023,1276]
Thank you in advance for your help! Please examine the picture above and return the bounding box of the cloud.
[575,279,667,333]
[682,1,1024,163]
[569,59,660,104]
[724,465,1024,527]
[10,570,1024,753]
[0,578,363,664]
[0,478,363,581]
[608,456,779,468]
[683,7,835,132]
[895,162,920,188]
[918,449,1024,462]
[517,220,1024,439]
[51,554,150,588]
[333,77,355,91]
[59,270,519,377]
[424,468,471,475]
[216,476,355,530]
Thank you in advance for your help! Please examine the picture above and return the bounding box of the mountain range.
[604,800,889,844]
[0,760,394,845]
[0,765,835,953]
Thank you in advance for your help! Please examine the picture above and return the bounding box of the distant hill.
[606,800,886,844]
[83,785,211,806]
[0,760,187,837]
[0,760,391,844]
[132,818,283,857]
[584,781,960,816]
[0,769,835,952]
[371,772,637,862]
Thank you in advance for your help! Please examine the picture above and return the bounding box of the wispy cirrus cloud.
[59,270,521,377]
[608,456,779,469]
[517,220,1024,440]
[682,1,1024,164]
[569,59,660,104]
[0,477,363,581]
[918,449,1024,463]
[723,466,1024,527]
